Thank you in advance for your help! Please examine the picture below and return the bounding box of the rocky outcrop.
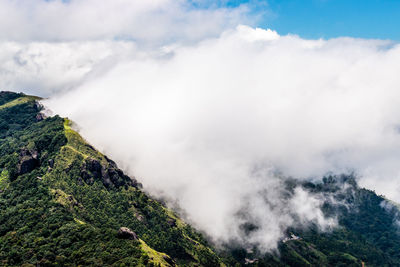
[86,158,102,178]
[117,227,138,240]
[36,113,45,122]
[79,157,140,189]
[134,212,145,222]
[17,148,39,176]
[79,169,94,185]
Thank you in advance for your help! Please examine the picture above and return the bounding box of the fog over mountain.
[1,0,400,251]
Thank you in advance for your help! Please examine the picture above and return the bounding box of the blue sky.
[224,0,400,40]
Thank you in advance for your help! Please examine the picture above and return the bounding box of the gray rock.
[79,157,140,189]
[86,158,102,179]
[117,227,138,240]
[17,149,39,176]
[134,212,145,222]
[36,113,45,122]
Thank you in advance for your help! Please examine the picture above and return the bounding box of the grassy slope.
[0,95,41,110]
[0,92,222,266]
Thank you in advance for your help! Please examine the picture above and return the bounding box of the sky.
[243,0,400,40]
[0,0,398,42]
[2,0,400,252]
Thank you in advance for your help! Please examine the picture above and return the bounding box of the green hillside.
[1,91,400,267]
[226,176,400,266]
[0,92,222,266]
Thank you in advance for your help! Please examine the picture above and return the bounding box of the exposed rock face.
[134,212,145,222]
[79,157,139,189]
[79,169,94,185]
[34,101,42,109]
[36,113,45,122]
[86,158,102,179]
[117,227,138,240]
[17,149,39,176]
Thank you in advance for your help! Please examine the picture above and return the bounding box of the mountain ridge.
[0,91,223,266]
[2,91,400,266]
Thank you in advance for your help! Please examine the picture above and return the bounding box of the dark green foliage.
[0,102,40,139]
[0,171,145,266]
[299,176,400,266]
[0,93,221,266]
[3,92,400,267]
[0,91,22,106]
[231,176,400,266]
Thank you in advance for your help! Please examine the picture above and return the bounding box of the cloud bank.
[0,0,259,95]
[42,25,400,250]
[2,0,400,252]
[0,41,137,96]
[0,0,255,44]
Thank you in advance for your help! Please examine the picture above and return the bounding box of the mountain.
[0,92,222,266]
[226,175,400,266]
[1,91,400,266]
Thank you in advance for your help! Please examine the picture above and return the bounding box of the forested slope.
[0,91,222,266]
[2,91,400,267]
[228,176,400,266]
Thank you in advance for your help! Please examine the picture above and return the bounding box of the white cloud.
[0,0,254,44]
[2,0,400,252]
[0,41,137,96]
[42,25,400,250]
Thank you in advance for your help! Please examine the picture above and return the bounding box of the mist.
[41,26,400,250]
[0,41,138,96]
[2,0,400,252]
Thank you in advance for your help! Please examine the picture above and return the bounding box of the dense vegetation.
[224,176,400,267]
[0,92,221,266]
[2,91,400,266]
